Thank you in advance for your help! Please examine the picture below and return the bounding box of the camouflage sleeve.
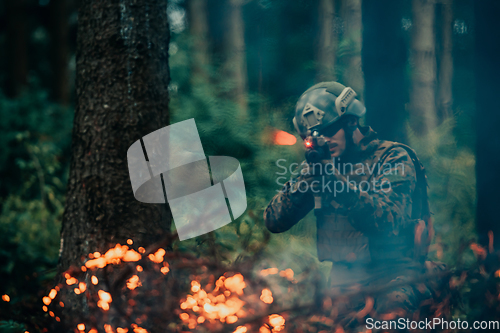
[334,147,416,235]
[263,168,315,233]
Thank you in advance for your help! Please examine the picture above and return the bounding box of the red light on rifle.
[305,141,312,148]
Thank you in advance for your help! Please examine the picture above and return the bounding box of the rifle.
[304,130,331,210]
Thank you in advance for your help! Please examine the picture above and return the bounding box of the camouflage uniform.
[264,126,435,317]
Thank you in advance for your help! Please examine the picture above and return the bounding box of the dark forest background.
[0,0,500,332]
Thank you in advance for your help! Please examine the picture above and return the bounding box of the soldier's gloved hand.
[297,161,338,194]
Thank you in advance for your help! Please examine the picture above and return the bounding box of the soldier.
[264,82,439,319]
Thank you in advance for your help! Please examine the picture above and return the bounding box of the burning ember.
[41,241,164,332]
[41,240,296,333]
[260,267,296,282]
[97,290,112,311]
[126,275,142,290]
[268,314,285,331]
[260,289,273,304]
[179,274,247,330]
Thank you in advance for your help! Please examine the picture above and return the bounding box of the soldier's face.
[325,128,346,157]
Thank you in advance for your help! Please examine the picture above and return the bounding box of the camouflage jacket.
[264,126,422,270]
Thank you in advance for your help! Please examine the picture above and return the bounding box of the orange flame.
[260,268,278,276]
[470,243,487,260]
[279,268,294,281]
[233,326,248,333]
[224,274,246,295]
[260,326,271,333]
[489,231,494,254]
[97,290,112,311]
[260,289,273,304]
[180,274,248,329]
[268,314,285,332]
[85,244,142,269]
[48,289,57,299]
[273,130,297,146]
[99,290,112,302]
[191,281,201,293]
[123,250,142,262]
[160,262,170,275]
[127,275,142,290]
[2,295,10,302]
[148,248,166,263]
[131,323,148,333]
[66,277,78,285]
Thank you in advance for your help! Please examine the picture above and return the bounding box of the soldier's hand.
[297,161,338,194]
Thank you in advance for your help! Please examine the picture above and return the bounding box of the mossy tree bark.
[187,0,211,84]
[316,0,337,83]
[340,0,364,100]
[56,0,171,327]
[437,0,453,122]
[409,0,438,136]
[222,0,248,117]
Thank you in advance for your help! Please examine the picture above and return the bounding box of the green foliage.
[0,85,73,308]
[0,320,26,333]
[407,117,477,266]
[169,31,329,277]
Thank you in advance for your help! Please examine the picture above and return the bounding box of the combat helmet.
[293,82,366,139]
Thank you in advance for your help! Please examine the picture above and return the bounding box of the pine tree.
[316,0,337,82]
[409,0,438,135]
[56,0,171,324]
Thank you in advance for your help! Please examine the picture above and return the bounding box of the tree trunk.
[57,0,171,325]
[48,0,71,105]
[437,0,453,121]
[187,0,211,84]
[362,0,407,142]
[223,0,248,117]
[4,0,28,98]
[409,0,437,136]
[475,0,500,250]
[340,0,364,99]
[316,0,337,82]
